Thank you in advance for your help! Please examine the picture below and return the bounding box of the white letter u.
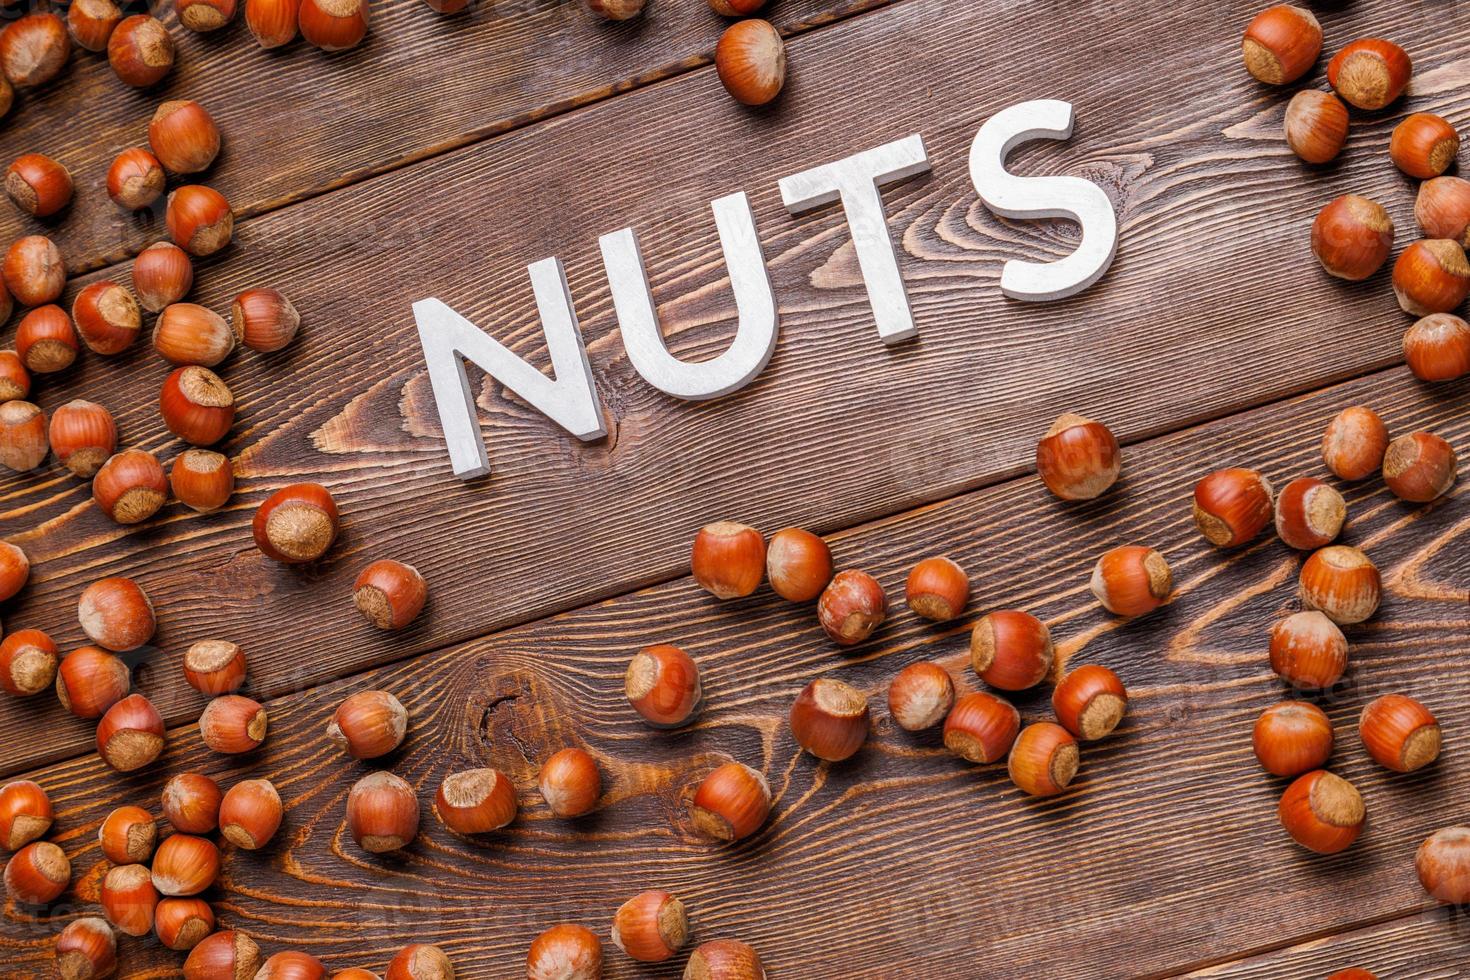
[599,192,779,400]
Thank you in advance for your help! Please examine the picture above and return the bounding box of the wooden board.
[1183,913,1470,978]
[1,0,1466,773]
[0,0,892,275]
[0,364,1464,978]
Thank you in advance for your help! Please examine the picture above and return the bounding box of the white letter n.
[413,258,607,480]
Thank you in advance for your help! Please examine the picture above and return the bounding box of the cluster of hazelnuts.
[688,514,1132,807]
[1240,6,1470,380]
[583,0,787,109]
[0,0,380,112]
[0,96,304,530]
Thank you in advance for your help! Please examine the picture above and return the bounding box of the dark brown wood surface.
[0,0,1466,975]
[0,365,1465,979]
[1,0,1468,774]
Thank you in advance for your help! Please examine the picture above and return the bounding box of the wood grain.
[0,365,1464,978]
[1183,911,1470,978]
[2,0,1468,776]
[0,0,894,276]
[0,0,1467,774]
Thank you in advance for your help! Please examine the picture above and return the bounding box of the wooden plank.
[0,365,1464,978]
[1180,912,1470,978]
[0,0,1465,772]
[0,0,893,275]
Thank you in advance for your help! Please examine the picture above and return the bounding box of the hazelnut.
[6,153,72,217]
[98,805,156,864]
[625,643,702,728]
[16,304,79,373]
[789,677,869,761]
[0,400,47,472]
[151,833,220,895]
[79,576,155,651]
[1392,239,1470,317]
[178,0,238,32]
[72,282,141,356]
[184,930,262,980]
[1382,431,1457,502]
[245,0,298,47]
[816,569,886,644]
[3,235,64,307]
[199,695,268,753]
[353,559,428,630]
[155,303,237,367]
[586,0,643,18]
[96,693,165,771]
[0,13,70,88]
[1359,693,1440,772]
[232,287,301,352]
[1391,113,1460,179]
[1240,4,1321,85]
[1283,89,1348,164]
[1416,176,1470,247]
[1034,412,1121,500]
[160,365,236,446]
[255,951,327,979]
[682,939,765,979]
[1090,545,1172,617]
[764,526,831,602]
[688,761,769,842]
[326,689,408,759]
[161,772,223,833]
[715,19,784,106]
[691,521,765,599]
[149,100,221,175]
[1299,546,1380,625]
[1269,610,1348,689]
[0,779,52,848]
[155,897,214,951]
[106,148,166,211]
[1273,476,1345,550]
[171,449,235,513]
[253,483,339,563]
[346,771,419,853]
[886,661,954,732]
[538,747,601,819]
[132,242,194,312]
[56,646,129,718]
[1278,769,1363,853]
[67,0,123,52]
[166,185,234,257]
[219,777,283,849]
[100,863,157,937]
[527,925,600,980]
[93,449,168,524]
[1007,722,1079,797]
[1327,38,1412,110]
[4,840,70,903]
[0,538,27,602]
[182,638,247,694]
[942,690,1020,764]
[1253,700,1333,778]
[1311,195,1394,281]
[904,556,969,621]
[1051,664,1127,741]
[0,629,56,697]
[1417,827,1470,904]
[54,917,115,980]
[298,0,369,51]
[1321,406,1388,481]
[107,15,174,88]
[386,945,454,980]
[1403,313,1470,382]
[433,767,517,834]
[0,351,30,402]
[969,609,1054,691]
[611,890,687,963]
